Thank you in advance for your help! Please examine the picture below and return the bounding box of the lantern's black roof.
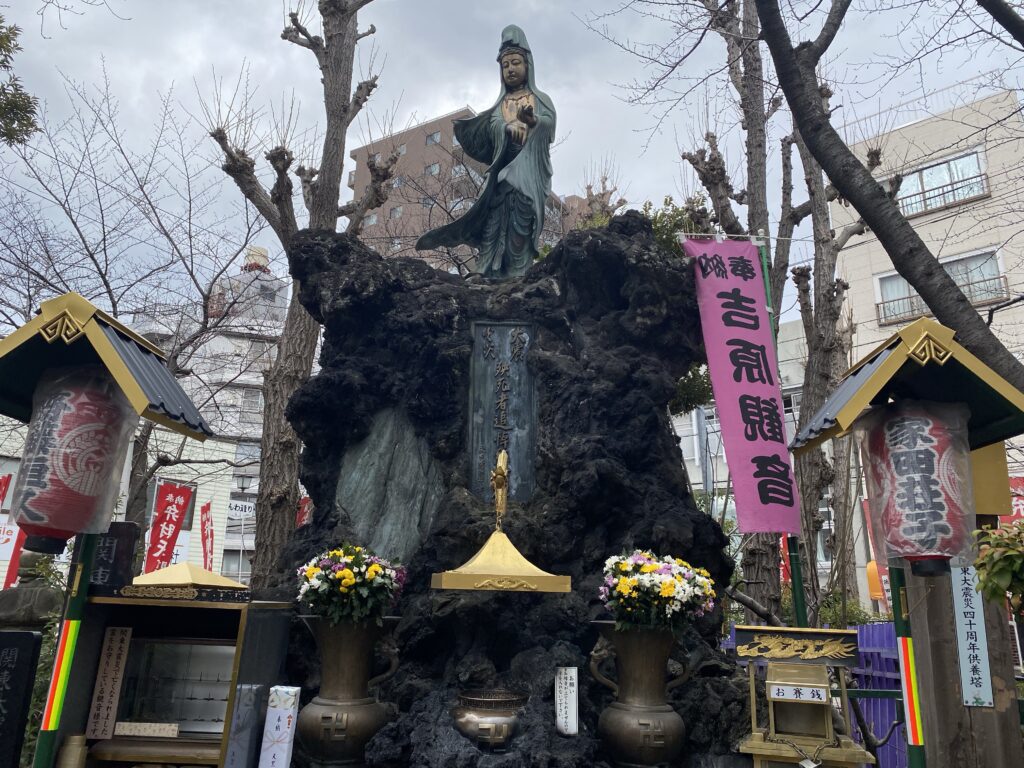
[791,317,1024,454]
[0,293,212,440]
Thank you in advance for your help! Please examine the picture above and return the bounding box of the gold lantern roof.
[790,317,1024,454]
[431,451,571,593]
[0,292,212,440]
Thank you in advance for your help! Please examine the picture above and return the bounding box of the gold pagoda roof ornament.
[431,451,571,593]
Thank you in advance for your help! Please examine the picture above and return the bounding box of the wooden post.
[905,568,1023,768]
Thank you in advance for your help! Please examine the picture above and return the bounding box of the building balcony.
[897,173,988,218]
[875,274,1010,326]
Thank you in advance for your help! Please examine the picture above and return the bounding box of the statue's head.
[497,25,532,91]
[499,49,528,89]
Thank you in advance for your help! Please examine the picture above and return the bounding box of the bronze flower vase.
[590,620,687,767]
[297,616,399,767]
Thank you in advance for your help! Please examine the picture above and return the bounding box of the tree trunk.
[756,0,1024,392]
[249,282,320,590]
[248,8,366,591]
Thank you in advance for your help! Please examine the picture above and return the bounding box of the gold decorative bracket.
[40,310,85,344]
[908,333,952,366]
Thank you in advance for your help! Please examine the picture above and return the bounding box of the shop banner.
[200,501,214,571]
[685,239,800,533]
[296,496,312,528]
[143,480,193,573]
[0,475,25,589]
[1006,476,1024,522]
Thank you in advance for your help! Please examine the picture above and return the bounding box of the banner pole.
[33,533,97,768]
[754,231,808,628]
[889,561,928,768]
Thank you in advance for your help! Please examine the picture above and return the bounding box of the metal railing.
[897,173,988,217]
[876,274,1009,326]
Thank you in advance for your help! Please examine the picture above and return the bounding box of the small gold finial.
[491,450,509,530]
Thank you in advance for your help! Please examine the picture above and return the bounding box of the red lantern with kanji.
[8,367,138,552]
[861,400,975,576]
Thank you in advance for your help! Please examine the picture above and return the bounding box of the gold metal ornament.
[430,450,570,593]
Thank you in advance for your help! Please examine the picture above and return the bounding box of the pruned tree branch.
[725,585,785,626]
[341,148,399,234]
[682,132,747,236]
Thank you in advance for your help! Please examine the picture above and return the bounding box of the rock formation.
[284,212,746,766]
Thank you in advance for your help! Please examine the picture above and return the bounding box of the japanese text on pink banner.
[685,239,801,533]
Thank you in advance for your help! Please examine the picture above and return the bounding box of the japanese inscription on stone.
[0,631,41,768]
[89,522,140,593]
[87,627,132,739]
[469,322,537,502]
[951,566,993,707]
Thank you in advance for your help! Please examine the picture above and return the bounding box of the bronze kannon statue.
[416,25,555,280]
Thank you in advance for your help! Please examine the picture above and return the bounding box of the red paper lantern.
[862,400,974,576]
[9,367,137,552]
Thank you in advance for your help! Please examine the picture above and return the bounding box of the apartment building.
[831,88,1024,475]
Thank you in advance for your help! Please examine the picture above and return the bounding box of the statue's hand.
[517,104,537,128]
[506,120,528,145]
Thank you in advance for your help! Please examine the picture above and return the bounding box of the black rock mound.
[284,212,744,767]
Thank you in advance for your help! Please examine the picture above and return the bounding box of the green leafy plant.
[297,543,405,625]
[974,521,1024,616]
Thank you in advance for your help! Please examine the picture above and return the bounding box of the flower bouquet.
[599,549,716,630]
[297,543,406,625]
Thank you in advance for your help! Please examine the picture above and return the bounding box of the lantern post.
[0,293,212,768]
[791,318,1024,768]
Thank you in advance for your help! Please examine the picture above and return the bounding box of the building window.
[896,151,986,216]
[221,549,252,584]
[425,162,440,176]
[876,250,1007,325]
[365,212,377,226]
[243,340,273,371]
[453,133,460,148]
[390,237,402,252]
[347,170,355,186]
[426,131,440,145]
[389,205,403,219]
[397,143,407,156]
[452,163,467,178]
[239,388,263,425]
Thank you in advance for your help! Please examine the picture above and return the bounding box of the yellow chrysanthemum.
[341,577,356,587]
[304,566,321,579]
[618,562,630,572]
[339,586,349,593]
[660,581,676,597]
[640,564,659,573]
[339,568,355,581]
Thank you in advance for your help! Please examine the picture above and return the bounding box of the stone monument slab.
[469,322,537,502]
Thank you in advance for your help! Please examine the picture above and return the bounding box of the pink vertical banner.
[684,238,801,533]
[199,501,214,572]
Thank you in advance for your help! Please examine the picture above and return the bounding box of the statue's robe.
[416,27,556,278]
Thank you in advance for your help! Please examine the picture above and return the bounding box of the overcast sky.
[7,0,1017,282]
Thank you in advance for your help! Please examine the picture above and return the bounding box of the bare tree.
[206,1,397,590]
[755,0,1024,391]
[0,76,273,558]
